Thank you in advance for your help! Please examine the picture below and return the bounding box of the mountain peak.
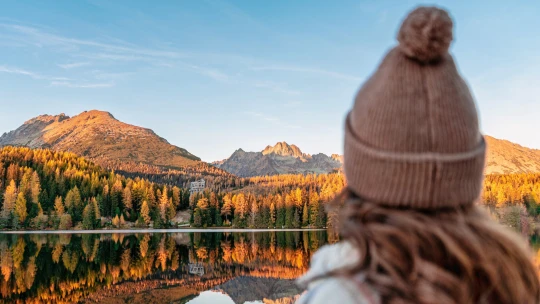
[0,109,201,168]
[75,110,117,121]
[262,141,304,158]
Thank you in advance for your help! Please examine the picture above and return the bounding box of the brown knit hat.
[344,6,486,209]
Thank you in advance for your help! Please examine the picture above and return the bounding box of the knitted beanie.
[344,6,486,209]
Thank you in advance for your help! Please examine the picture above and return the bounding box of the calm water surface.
[0,231,330,303]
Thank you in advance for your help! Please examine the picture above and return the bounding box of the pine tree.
[140,201,151,225]
[123,187,132,211]
[193,208,203,227]
[30,171,41,205]
[197,198,209,226]
[159,186,169,222]
[309,192,321,228]
[235,193,248,220]
[14,193,27,224]
[302,203,309,227]
[54,196,65,215]
[221,195,233,223]
[92,197,101,227]
[1,180,17,220]
[65,187,83,223]
[167,198,176,224]
[172,186,181,209]
[82,204,95,229]
[269,201,276,227]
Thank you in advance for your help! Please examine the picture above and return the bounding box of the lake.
[0,230,331,303]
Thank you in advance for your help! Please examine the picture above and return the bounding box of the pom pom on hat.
[397,6,453,63]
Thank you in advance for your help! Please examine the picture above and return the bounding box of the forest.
[0,146,343,230]
[1,146,540,231]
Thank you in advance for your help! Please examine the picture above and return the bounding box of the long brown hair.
[331,189,540,304]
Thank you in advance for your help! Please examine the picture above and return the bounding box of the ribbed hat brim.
[344,114,486,209]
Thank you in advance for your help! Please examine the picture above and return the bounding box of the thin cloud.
[58,62,90,69]
[50,81,114,88]
[244,111,301,129]
[184,63,231,82]
[0,65,68,81]
[253,80,301,96]
[250,65,362,82]
[0,23,189,59]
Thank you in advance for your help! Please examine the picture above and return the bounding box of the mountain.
[216,137,540,177]
[485,135,540,174]
[214,142,342,177]
[0,110,201,169]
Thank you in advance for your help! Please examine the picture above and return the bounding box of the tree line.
[189,173,345,229]
[0,146,344,230]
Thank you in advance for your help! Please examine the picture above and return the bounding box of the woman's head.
[336,189,540,303]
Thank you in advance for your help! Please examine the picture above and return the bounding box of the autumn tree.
[172,186,181,209]
[159,187,169,223]
[302,203,309,227]
[221,195,233,223]
[269,201,276,228]
[140,201,151,225]
[14,193,27,224]
[1,180,17,222]
[54,196,65,215]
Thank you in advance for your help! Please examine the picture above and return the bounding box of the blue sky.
[0,0,539,162]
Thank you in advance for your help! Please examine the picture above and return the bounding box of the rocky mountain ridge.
[214,142,342,177]
[0,110,200,169]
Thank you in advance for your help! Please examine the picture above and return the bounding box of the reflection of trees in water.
[0,231,328,303]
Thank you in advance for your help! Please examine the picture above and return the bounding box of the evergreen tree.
[140,201,151,225]
[54,196,65,215]
[302,203,309,227]
[309,192,322,228]
[159,186,169,223]
[1,180,17,220]
[221,195,233,223]
[82,204,95,229]
[14,192,27,224]
[269,201,276,228]
[193,208,203,227]
[172,186,181,209]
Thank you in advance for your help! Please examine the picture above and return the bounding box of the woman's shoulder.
[297,241,360,287]
[296,241,380,304]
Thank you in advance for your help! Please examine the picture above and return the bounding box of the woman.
[296,6,540,304]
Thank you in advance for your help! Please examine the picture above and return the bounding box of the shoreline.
[0,228,326,235]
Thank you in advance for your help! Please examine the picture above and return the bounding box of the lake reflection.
[0,231,330,303]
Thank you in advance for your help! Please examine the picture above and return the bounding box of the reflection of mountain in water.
[213,276,302,304]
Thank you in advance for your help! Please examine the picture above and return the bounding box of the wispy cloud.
[0,23,188,59]
[253,80,301,95]
[50,81,114,88]
[182,63,231,82]
[90,70,133,81]
[244,111,301,129]
[58,62,90,69]
[0,65,68,80]
[250,65,362,82]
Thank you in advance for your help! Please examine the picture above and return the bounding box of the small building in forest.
[190,179,206,194]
